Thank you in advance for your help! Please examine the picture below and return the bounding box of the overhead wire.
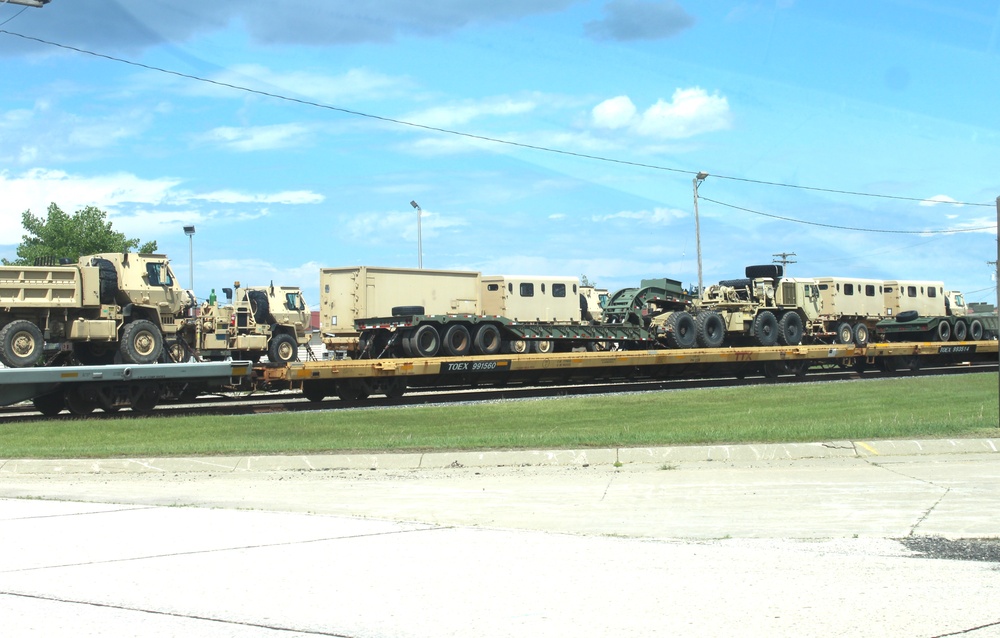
[1,27,996,213]
[699,196,998,234]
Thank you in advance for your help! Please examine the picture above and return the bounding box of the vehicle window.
[487,284,499,291]
[541,283,546,294]
[520,283,534,297]
[927,287,936,298]
[146,262,172,286]
[907,286,917,297]
[819,284,829,290]
[553,283,566,297]
[865,285,875,296]
[285,292,303,311]
[844,283,854,295]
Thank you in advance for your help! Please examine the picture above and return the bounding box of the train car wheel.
[32,391,65,417]
[835,322,853,345]
[777,312,803,346]
[852,323,869,347]
[952,320,967,341]
[969,319,984,341]
[408,325,441,357]
[64,387,97,416]
[935,321,951,342]
[695,312,725,348]
[442,324,472,356]
[752,311,779,347]
[472,324,502,355]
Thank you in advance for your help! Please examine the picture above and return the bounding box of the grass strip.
[0,373,996,459]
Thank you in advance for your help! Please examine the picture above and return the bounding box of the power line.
[699,196,997,234]
[1,27,996,209]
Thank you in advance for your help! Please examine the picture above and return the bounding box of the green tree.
[3,203,158,266]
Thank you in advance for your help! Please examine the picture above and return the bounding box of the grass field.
[0,373,996,459]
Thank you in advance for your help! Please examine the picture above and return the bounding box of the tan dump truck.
[0,253,194,367]
[187,283,311,363]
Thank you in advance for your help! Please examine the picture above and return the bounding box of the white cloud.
[919,194,961,207]
[591,87,732,139]
[186,190,324,205]
[592,207,688,224]
[198,123,312,152]
[206,65,412,103]
[406,97,536,128]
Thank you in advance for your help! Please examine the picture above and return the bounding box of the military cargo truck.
[0,253,193,368]
[182,283,311,363]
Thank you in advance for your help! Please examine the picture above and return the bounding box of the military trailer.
[877,287,999,341]
[319,266,481,353]
[0,253,194,368]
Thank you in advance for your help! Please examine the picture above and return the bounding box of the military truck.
[0,253,194,368]
[180,283,311,363]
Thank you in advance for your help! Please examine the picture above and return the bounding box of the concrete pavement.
[1,438,999,636]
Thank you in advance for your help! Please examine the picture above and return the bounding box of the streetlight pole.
[410,201,423,269]
[692,171,709,295]
[183,225,195,291]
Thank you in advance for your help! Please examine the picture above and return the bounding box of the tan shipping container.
[319,266,482,338]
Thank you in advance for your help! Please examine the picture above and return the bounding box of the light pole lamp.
[183,225,195,291]
[410,200,423,269]
[692,171,709,295]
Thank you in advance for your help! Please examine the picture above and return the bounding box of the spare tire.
[392,305,425,316]
[896,310,919,323]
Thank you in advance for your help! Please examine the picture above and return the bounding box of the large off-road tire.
[834,322,854,345]
[695,311,725,348]
[852,323,870,347]
[120,320,163,365]
[935,320,951,342]
[267,333,299,363]
[752,311,779,347]
[664,311,697,349]
[952,319,967,341]
[896,310,919,322]
[0,320,44,368]
[969,319,984,341]
[472,324,502,355]
[442,324,472,356]
[408,324,440,358]
[777,312,803,346]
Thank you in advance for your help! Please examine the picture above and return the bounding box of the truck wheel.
[852,323,870,347]
[969,319,984,341]
[268,333,299,363]
[472,324,502,355]
[695,312,725,348]
[120,320,163,364]
[752,311,779,347]
[935,321,951,342]
[952,320,967,341]
[777,312,803,346]
[664,311,698,348]
[835,322,853,345]
[532,340,555,354]
[442,324,471,356]
[0,320,44,368]
[408,325,440,357]
[896,310,919,322]
[505,339,530,355]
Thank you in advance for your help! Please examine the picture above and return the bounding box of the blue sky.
[2,0,998,308]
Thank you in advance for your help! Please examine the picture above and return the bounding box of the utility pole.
[692,172,708,295]
[772,252,797,273]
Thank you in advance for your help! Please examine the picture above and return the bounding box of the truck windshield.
[146,263,173,286]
